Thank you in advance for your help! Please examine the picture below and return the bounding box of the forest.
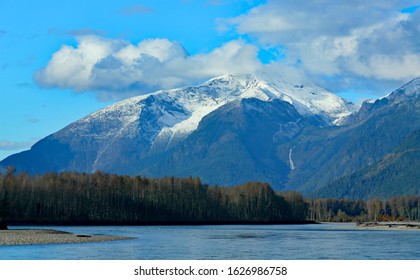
[0,167,307,225]
[1,166,419,225]
[306,196,420,222]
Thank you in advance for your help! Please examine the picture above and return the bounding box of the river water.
[1,224,419,259]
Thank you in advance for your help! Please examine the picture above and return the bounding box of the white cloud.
[35,36,124,92]
[367,54,420,80]
[297,13,420,80]
[115,39,188,64]
[230,8,292,35]
[34,1,420,100]
[227,0,417,43]
[225,0,420,94]
[34,37,262,100]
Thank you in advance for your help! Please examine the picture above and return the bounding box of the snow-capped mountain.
[341,77,420,126]
[286,77,420,194]
[59,74,355,149]
[387,77,420,102]
[1,75,417,198]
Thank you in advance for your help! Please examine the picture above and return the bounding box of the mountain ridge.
[2,74,355,174]
[68,73,356,145]
[1,75,418,199]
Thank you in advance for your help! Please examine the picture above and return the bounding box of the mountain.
[1,75,418,199]
[311,129,420,199]
[285,77,420,194]
[0,74,354,177]
[142,97,319,187]
[341,77,420,125]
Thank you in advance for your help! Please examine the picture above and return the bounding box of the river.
[1,224,419,259]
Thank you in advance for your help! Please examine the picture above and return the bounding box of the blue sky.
[1,0,419,160]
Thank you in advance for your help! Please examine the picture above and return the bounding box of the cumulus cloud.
[34,0,420,100]
[227,1,416,43]
[34,36,262,100]
[225,0,420,93]
[35,36,124,93]
[293,13,420,79]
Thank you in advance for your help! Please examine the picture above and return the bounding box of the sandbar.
[334,221,420,231]
[0,229,134,246]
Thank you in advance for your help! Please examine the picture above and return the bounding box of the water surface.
[1,224,419,260]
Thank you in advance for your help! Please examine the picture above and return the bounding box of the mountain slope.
[1,76,418,199]
[312,129,420,199]
[285,78,420,194]
[142,97,320,186]
[0,74,354,176]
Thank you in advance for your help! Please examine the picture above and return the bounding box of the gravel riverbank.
[356,221,420,230]
[0,229,133,246]
[334,221,420,230]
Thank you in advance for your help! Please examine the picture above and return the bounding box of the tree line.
[306,196,420,222]
[0,167,308,225]
[1,167,418,224]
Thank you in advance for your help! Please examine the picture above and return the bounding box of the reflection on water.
[1,224,419,260]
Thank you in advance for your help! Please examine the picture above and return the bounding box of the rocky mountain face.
[1,75,418,198]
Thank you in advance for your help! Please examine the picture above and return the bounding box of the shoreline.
[5,220,319,226]
[0,229,134,246]
[331,221,420,231]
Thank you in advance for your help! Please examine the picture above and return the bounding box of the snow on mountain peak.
[378,77,420,104]
[58,74,356,149]
[208,73,356,122]
[394,77,420,97]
